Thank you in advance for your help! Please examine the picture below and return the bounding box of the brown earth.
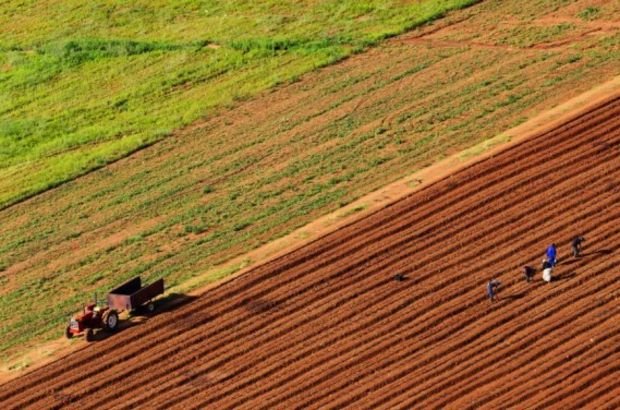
[1,91,619,409]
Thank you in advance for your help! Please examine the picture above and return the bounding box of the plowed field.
[2,95,619,409]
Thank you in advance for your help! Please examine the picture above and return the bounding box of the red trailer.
[66,276,164,341]
[107,276,164,313]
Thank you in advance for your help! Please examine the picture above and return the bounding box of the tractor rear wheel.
[85,328,94,342]
[65,326,73,339]
[103,310,119,331]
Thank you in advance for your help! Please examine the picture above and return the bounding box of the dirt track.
[1,96,620,408]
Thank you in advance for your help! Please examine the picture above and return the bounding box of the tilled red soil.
[1,96,619,409]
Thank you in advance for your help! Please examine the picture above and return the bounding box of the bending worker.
[571,235,586,258]
[487,279,501,302]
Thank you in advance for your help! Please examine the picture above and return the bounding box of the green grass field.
[0,0,481,209]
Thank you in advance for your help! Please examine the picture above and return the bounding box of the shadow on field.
[558,259,579,268]
[502,292,526,301]
[86,318,143,342]
[554,271,577,282]
[84,292,199,342]
[582,248,612,257]
[154,292,199,313]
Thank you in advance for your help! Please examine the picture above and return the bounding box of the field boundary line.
[175,75,620,298]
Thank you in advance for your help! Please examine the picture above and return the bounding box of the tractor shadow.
[150,292,199,314]
[88,319,141,342]
[87,292,199,342]
[130,292,199,319]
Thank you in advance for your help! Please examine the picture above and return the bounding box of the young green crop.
[0,0,481,209]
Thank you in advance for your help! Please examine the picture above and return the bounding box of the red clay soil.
[1,97,620,409]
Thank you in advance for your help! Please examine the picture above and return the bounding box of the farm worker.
[523,266,535,283]
[486,279,501,302]
[546,243,558,267]
[542,267,553,283]
[571,236,586,258]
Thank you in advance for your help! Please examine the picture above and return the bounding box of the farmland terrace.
[0,0,619,365]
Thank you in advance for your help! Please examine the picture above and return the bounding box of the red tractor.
[66,303,119,341]
[66,276,164,341]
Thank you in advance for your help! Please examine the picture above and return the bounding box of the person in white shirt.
[542,266,553,283]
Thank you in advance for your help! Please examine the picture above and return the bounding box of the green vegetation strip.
[0,0,480,208]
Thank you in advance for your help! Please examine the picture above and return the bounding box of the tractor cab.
[82,303,97,319]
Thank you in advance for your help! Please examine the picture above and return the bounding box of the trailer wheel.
[65,326,73,339]
[103,310,119,331]
[85,328,94,342]
[146,302,155,313]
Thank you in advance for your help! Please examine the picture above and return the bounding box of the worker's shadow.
[581,249,612,257]
[557,249,612,267]
[557,259,578,268]
[554,271,577,282]
[502,293,526,301]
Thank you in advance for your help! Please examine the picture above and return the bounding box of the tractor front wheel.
[103,310,119,331]
[146,302,155,313]
[85,328,94,342]
[65,326,73,339]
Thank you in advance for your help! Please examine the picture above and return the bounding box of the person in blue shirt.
[546,243,558,267]
[487,279,501,302]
